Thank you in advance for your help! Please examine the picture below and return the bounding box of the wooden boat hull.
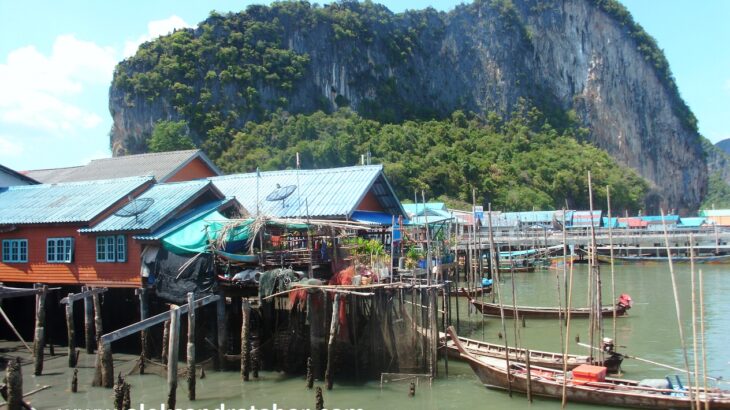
[499,265,536,273]
[448,327,730,409]
[470,299,629,319]
[441,286,492,298]
[442,333,624,373]
[597,254,730,265]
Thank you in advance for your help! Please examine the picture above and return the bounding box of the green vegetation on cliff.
[218,106,647,211]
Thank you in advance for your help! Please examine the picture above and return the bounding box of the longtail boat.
[440,332,623,373]
[469,294,632,319]
[448,327,730,409]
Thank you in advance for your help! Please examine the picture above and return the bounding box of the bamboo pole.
[699,269,709,410]
[488,205,512,396]
[660,209,695,406]
[187,293,196,401]
[33,284,46,376]
[65,293,76,368]
[167,307,181,410]
[561,256,576,408]
[325,293,341,390]
[606,186,617,348]
[241,298,251,382]
[689,235,700,410]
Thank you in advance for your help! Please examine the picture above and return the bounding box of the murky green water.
[16,264,730,410]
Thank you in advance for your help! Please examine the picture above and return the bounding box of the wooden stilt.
[114,374,125,410]
[241,298,251,382]
[137,288,150,359]
[216,292,226,371]
[65,293,76,368]
[33,284,46,376]
[309,292,323,380]
[161,308,170,365]
[122,381,131,410]
[100,342,114,388]
[251,334,260,379]
[71,368,78,393]
[167,307,180,410]
[315,386,324,410]
[409,382,416,397]
[325,293,341,390]
[306,357,314,389]
[83,287,94,354]
[186,293,196,401]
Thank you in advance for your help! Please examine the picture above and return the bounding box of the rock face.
[109,0,706,212]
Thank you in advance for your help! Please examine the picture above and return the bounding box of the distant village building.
[0,164,38,187]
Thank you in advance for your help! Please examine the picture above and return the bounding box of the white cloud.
[0,136,24,158]
[0,35,116,134]
[123,15,192,57]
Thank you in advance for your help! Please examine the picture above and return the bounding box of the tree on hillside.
[148,120,196,152]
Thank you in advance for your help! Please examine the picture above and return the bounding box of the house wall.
[0,225,142,287]
[706,216,730,226]
[356,190,385,212]
[165,157,218,182]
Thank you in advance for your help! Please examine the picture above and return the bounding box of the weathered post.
[315,386,324,410]
[161,306,170,365]
[100,342,114,388]
[6,357,22,410]
[252,334,260,379]
[137,287,150,359]
[408,381,416,397]
[306,357,314,389]
[71,368,78,393]
[65,293,76,367]
[122,381,131,410]
[33,284,46,376]
[187,292,196,401]
[325,293,341,390]
[526,349,533,402]
[167,307,181,410]
[114,374,125,410]
[216,293,226,371]
[241,298,251,382]
[83,287,94,354]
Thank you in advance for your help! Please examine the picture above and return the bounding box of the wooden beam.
[100,294,219,345]
[60,287,107,305]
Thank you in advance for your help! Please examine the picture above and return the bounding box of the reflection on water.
[16,264,730,410]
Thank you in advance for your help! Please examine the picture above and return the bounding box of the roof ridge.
[91,150,199,163]
[210,164,382,181]
[6,175,154,190]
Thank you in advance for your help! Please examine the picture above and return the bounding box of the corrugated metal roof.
[640,215,679,223]
[81,180,216,233]
[571,210,602,227]
[210,165,406,218]
[402,202,447,216]
[133,198,237,241]
[678,217,706,227]
[24,150,221,183]
[0,176,153,224]
[499,211,556,224]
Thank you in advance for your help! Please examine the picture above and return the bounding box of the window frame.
[46,237,73,263]
[96,235,127,263]
[2,239,28,263]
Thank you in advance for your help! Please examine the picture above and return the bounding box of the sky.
[0,0,727,172]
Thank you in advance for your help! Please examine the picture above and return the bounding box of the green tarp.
[162,211,252,254]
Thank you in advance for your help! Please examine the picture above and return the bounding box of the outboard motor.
[617,293,633,310]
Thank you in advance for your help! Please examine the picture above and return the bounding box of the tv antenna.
[266,184,297,208]
[114,197,154,222]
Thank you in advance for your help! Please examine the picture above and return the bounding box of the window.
[47,237,73,263]
[97,235,126,262]
[2,239,28,263]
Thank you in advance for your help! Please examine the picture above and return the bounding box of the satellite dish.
[266,184,297,208]
[114,197,154,221]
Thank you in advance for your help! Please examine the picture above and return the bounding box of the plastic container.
[572,364,607,385]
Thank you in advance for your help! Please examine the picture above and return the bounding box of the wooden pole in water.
[607,187,618,348]
[561,256,576,409]
[137,288,150,359]
[216,292,226,371]
[83,286,94,354]
[93,292,103,340]
[167,307,180,410]
[65,293,76,367]
[100,342,114,388]
[488,205,512,396]
[325,293,341,390]
[241,298,251,382]
[689,236,701,410]
[525,349,533,402]
[699,269,709,410]
[187,292,196,401]
[33,284,46,376]
[660,209,695,406]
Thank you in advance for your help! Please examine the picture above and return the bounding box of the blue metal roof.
[0,176,153,225]
[210,165,406,219]
[640,215,680,223]
[133,198,236,241]
[81,180,217,233]
[499,211,556,224]
[700,209,730,217]
[402,202,447,216]
[678,217,706,227]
